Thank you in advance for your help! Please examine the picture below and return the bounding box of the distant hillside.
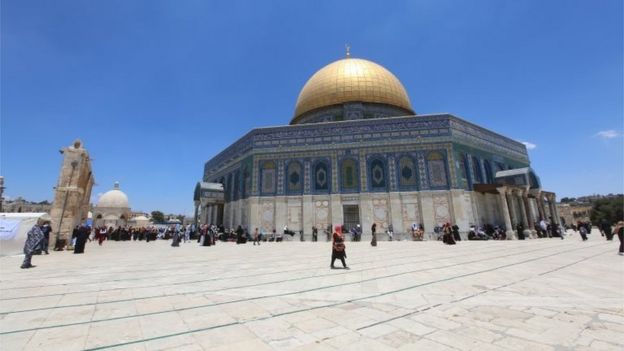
[560,193,623,204]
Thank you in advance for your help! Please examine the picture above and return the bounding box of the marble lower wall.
[222,190,509,240]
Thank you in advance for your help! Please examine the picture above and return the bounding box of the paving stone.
[0,239,620,350]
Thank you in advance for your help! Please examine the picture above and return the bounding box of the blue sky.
[1,0,622,215]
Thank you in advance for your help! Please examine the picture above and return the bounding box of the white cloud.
[521,141,537,150]
[595,130,620,139]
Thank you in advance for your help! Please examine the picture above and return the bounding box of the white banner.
[0,219,21,240]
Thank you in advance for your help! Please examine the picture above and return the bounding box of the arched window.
[313,161,330,192]
[398,156,418,189]
[340,159,359,191]
[483,160,494,184]
[471,156,483,184]
[286,160,303,194]
[369,158,387,190]
[457,154,470,190]
[427,152,448,188]
[260,161,276,195]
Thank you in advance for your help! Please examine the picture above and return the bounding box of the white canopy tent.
[0,213,48,257]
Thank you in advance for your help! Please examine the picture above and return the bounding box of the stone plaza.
[0,232,622,350]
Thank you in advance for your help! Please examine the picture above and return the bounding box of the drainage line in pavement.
[355,249,611,331]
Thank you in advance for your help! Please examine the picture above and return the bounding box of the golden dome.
[292,57,414,124]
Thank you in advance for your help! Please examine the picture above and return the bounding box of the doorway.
[343,205,360,232]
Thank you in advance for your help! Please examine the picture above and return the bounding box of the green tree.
[590,195,624,224]
[151,211,165,223]
[176,214,185,223]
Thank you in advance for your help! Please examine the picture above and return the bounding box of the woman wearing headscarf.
[171,226,180,247]
[21,217,49,268]
[371,223,377,247]
[442,223,456,245]
[74,225,90,254]
[331,225,349,269]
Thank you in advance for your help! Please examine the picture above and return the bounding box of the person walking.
[613,221,624,256]
[74,225,90,254]
[253,228,261,245]
[21,217,49,269]
[578,221,588,241]
[236,225,245,244]
[184,225,191,243]
[371,223,377,247]
[312,226,318,242]
[331,225,348,269]
[40,222,51,254]
[386,224,394,241]
[601,219,614,241]
[171,226,180,247]
[97,226,107,246]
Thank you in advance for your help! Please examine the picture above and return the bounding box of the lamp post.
[54,160,79,251]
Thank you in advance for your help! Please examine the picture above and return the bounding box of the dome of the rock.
[292,57,414,124]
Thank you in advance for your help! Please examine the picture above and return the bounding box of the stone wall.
[219,190,511,241]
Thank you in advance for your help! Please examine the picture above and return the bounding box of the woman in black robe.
[171,227,180,247]
[236,225,246,244]
[202,226,211,246]
[370,223,377,247]
[442,223,456,245]
[452,224,461,241]
[74,226,89,254]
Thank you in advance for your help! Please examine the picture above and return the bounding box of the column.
[518,191,529,228]
[194,202,199,227]
[522,191,534,231]
[551,194,562,226]
[547,194,559,225]
[536,192,546,221]
[498,187,514,239]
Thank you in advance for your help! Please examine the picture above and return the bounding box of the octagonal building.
[194,55,560,238]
